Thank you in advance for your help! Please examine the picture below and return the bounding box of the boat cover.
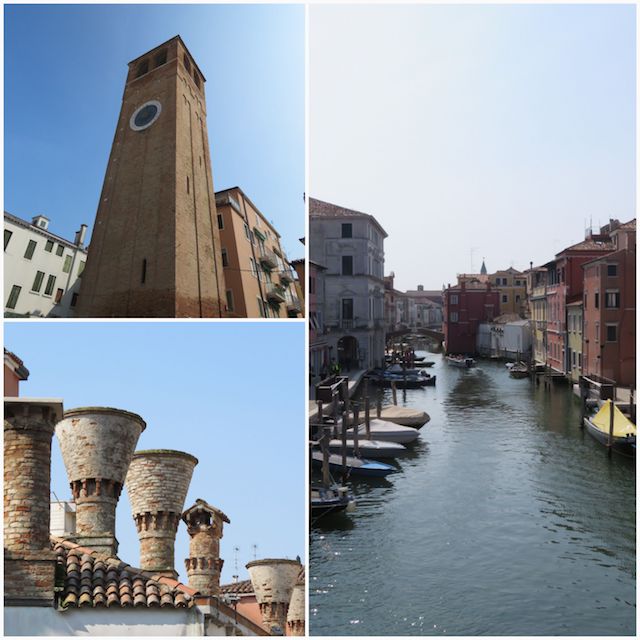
[590,401,636,437]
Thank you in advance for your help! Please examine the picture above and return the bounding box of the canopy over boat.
[589,401,636,438]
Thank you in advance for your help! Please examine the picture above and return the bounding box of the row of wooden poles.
[314,379,382,485]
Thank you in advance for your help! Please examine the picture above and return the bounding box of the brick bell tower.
[78,36,226,317]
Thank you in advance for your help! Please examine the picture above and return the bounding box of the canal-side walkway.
[308,368,369,421]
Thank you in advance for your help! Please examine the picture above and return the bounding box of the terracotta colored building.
[582,220,635,385]
[443,281,499,354]
[215,187,302,318]
[4,348,29,396]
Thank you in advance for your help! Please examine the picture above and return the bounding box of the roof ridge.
[52,536,199,598]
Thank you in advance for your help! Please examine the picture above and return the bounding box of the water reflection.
[310,354,635,636]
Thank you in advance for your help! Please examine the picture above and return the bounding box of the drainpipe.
[241,195,267,315]
[64,225,88,313]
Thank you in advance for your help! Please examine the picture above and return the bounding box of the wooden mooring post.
[321,426,331,488]
[376,396,382,418]
[332,390,340,439]
[391,381,398,406]
[353,404,360,458]
[608,399,614,456]
[341,410,349,483]
[364,394,371,440]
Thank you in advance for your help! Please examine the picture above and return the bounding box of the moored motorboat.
[446,355,476,368]
[583,400,636,457]
[311,483,356,519]
[328,438,407,458]
[311,451,397,477]
[509,363,529,379]
[347,419,420,444]
[368,366,436,388]
[377,405,430,429]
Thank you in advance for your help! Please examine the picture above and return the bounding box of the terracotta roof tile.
[220,579,254,595]
[309,197,388,237]
[558,238,615,255]
[53,537,197,609]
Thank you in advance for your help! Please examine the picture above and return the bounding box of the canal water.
[310,351,636,636]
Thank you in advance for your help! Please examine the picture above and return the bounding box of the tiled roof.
[220,579,254,595]
[53,537,198,609]
[309,198,388,237]
[558,238,615,254]
[4,348,29,380]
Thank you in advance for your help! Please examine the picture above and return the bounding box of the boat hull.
[583,417,636,457]
[311,484,355,519]
[348,420,420,444]
[446,356,476,368]
[328,439,407,458]
[311,451,397,477]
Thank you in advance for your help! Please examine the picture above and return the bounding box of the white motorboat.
[328,438,408,458]
[347,419,420,444]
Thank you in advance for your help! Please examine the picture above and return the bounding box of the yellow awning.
[590,400,636,438]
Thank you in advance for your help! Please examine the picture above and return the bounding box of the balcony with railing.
[287,295,302,313]
[265,282,286,303]
[279,268,296,286]
[258,247,278,270]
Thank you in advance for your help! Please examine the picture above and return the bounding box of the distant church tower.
[480,258,487,275]
[78,36,226,317]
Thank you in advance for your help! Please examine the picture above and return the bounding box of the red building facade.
[582,221,636,385]
[443,282,499,354]
[542,234,615,373]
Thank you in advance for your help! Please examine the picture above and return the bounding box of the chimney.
[182,499,230,595]
[125,450,198,577]
[74,224,88,248]
[286,569,305,636]
[4,398,63,606]
[55,407,146,556]
[246,558,302,634]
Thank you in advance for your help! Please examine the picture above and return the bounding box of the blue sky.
[5,4,304,260]
[310,4,636,290]
[5,321,305,583]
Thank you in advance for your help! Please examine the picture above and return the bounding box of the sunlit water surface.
[310,353,635,636]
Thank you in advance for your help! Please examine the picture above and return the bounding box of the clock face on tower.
[130,100,162,131]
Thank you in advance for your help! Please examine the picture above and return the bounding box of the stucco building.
[4,212,87,318]
[582,219,636,386]
[4,348,29,396]
[527,266,548,366]
[566,300,583,383]
[309,198,386,370]
[308,260,330,382]
[215,187,302,318]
